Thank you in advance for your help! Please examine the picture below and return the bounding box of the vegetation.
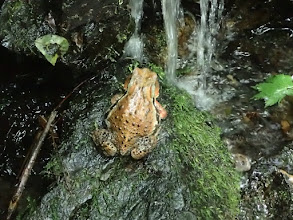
[16,197,38,220]
[150,65,240,219]
[0,0,48,53]
[253,74,293,107]
[35,34,69,66]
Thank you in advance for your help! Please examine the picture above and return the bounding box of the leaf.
[35,34,69,66]
[253,74,293,107]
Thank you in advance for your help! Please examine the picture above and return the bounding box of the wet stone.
[20,64,240,220]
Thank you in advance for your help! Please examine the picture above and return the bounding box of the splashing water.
[162,0,180,83]
[124,0,144,62]
[177,0,224,110]
[197,0,224,88]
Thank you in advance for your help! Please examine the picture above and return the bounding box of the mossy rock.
[20,63,240,220]
[0,0,50,53]
[0,0,133,71]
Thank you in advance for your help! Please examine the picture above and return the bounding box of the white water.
[124,0,144,62]
[125,0,224,110]
[162,0,180,83]
[197,0,224,88]
[176,0,224,110]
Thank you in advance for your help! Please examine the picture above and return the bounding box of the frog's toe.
[101,141,117,156]
[131,147,149,160]
[92,129,117,157]
[131,137,156,160]
[92,129,108,145]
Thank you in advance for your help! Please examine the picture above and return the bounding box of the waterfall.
[124,0,144,62]
[124,0,224,110]
[175,0,224,110]
[197,0,224,89]
[162,0,180,83]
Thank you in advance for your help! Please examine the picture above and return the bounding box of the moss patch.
[146,64,240,218]
[165,85,240,219]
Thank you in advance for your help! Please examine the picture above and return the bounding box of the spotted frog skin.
[92,68,167,159]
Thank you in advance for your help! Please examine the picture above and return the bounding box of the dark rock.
[0,0,133,72]
[221,0,293,72]
[239,146,293,219]
[20,63,240,220]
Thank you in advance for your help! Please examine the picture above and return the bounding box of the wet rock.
[239,146,293,219]
[20,63,240,220]
[232,153,251,172]
[221,0,293,72]
[0,0,133,72]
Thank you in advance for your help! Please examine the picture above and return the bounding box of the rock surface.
[239,147,293,219]
[0,0,133,72]
[20,63,240,220]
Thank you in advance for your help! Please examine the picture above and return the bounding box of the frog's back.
[107,94,158,153]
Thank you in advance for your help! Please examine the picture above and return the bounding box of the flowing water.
[161,0,181,83]
[162,1,293,217]
[196,0,224,88]
[124,0,144,62]
[162,0,224,110]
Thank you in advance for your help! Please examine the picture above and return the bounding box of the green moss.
[43,153,64,179]
[145,63,240,219]
[49,196,62,220]
[176,66,193,77]
[164,85,240,219]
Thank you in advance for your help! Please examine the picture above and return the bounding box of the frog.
[92,67,167,159]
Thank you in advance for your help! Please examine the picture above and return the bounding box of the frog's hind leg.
[131,136,157,160]
[92,129,118,156]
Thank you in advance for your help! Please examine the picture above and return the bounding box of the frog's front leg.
[131,136,157,160]
[155,100,167,119]
[92,129,118,156]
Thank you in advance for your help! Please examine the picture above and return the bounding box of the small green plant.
[35,34,69,66]
[148,63,165,79]
[253,74,293,107]
[127,61,140,72]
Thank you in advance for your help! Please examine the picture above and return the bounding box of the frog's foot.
[131,136,156,160]
[155,100,167,119]
[111,93,124,104]
[101,141,117,156]
[92,129,117,157]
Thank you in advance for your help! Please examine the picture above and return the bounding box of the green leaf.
[35,34,69,66]
[253,74,293,107]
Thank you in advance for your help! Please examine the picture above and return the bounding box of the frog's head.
[127,68,159,100]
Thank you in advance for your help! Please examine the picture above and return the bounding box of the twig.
[54,76,95,111]
[6,111,57,220]
[6,72,96,219]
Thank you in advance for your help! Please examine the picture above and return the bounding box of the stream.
[1,0,293,219]
[160,0,293,166]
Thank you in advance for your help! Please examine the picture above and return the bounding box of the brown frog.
[92,67,167,159]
